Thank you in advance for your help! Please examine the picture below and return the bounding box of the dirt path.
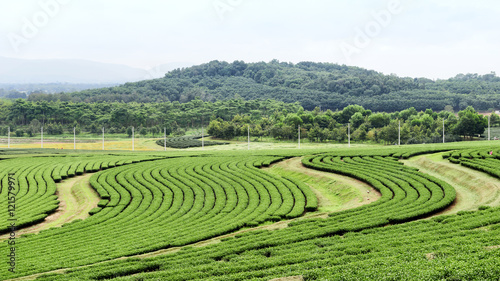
[264,157,380,213]
[0,173,100,240]
[402,152,500,216]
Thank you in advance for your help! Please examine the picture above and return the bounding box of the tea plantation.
[1,143,500,280]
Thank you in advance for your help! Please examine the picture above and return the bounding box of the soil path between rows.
[402,152,500,216]
[263,156,380,213]
[0,173,100,241]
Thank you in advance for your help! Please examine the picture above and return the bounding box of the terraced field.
[156,135,229,149]
[1,143,500,280]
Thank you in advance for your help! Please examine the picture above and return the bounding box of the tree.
[349,112,364,129]
[89,124,98,134]
[222,122,235,139]
[379,120,399,144]
[28,119,41,137]
[313,114,331,128]
[421,114,434,129]
[307,125,321,142]
[444,105,454,113]
[207,120,223,138]
[490,112,500,126]
[339,105,365,123]
[352,124,368,141]
[110,107,131,127]
[454,106,487,139]
[368,113,390,128]
[72,121,81,135]
[150,127,159,137]
[250,124,263,140]
[399,107,418,121]
[173,128,186,136]
[46,123,63,135]
[284,113,303,127]
[108,127,118,134]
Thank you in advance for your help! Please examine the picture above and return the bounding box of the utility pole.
[7,127,10,148]
[164,127,166,151]
[132,127,135,151]
[41,127,43,148]
[74,127,76,150]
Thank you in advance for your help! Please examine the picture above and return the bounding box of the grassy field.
[0,136,161,150]
[264,157,380,213]
[2,131,500,152]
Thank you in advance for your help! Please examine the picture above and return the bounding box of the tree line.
[1,97,497,145]
[208,105,498,144]
[0,98,301,137]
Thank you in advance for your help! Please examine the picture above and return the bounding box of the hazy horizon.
[1,0,500,80]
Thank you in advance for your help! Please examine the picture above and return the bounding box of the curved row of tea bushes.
[445,147,500,179]
[34,152,500,281]
[156,135,229,149]
[303,155,455,224]
[35,205,500,280]
[2,155,316,280]
[0,155,163,234]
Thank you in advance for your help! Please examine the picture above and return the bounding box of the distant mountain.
[0,56,193,84]
[0,83,121,95]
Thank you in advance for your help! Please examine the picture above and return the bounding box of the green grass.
[264,159,373,213]
[403,152,500,215]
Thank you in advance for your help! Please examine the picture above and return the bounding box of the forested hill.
[28,60,500,112]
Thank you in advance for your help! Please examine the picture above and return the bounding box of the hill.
[31,60,500,112]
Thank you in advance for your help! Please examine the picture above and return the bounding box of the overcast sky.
[1,0,499,79]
